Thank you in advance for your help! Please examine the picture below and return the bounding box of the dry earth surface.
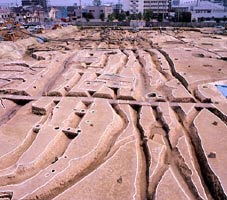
[0,26,227,200]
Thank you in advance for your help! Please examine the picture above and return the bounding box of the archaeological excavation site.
[0,26,227,200]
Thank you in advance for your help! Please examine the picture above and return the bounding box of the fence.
[72,21,227,28]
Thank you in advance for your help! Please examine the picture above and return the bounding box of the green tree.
[128,14,137,20]
[107,13,115,22]
[83,12,94,22]
[100,13,105,21]
[93,0,101,6]
[143,9,153,22]
[178,12,191,22]
[200,17,205,22]
[116,12,126,21]
[138,12,142,20]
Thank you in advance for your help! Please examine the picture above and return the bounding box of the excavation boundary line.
[0,94,215,109]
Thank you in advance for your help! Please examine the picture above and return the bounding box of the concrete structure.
[84,6,113,20]
[122,0,170,14]
[172,0,227,21]
[49,7,68,20]
[0,8,11,23]
[143,0,170,15]
[191,1,227,21]
[22,0,48,11]
[130,19,146,26]
[122,0,143,14]
[224,0,227,10]
[10,6,46,23]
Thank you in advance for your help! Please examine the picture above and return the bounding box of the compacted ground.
[0,26,227,200]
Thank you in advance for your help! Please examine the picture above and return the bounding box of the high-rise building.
[122,0,143,14]
[22,0,47,11]
[122,0,170,15]
[224,0,227,8]
[143,0,170,15]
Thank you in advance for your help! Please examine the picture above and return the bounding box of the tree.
[107,13,115,22]
[83,12,94,22]
[93,0,101,6]
[137,12,142,20]
[143,9,153,22]
[200,17,205,22]
[178,12,191,22]
[116,12,126,21]
[100,13,105,21]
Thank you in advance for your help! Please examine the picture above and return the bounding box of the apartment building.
[22,0,48,11]
[0,8,11,23]
[122,0,144,14]
[144,0,169,15]
[122,0,170,14]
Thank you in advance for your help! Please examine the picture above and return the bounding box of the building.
[0,8,11,23]
[10,6,46,24]
[122,0,170,15]
[113,2,123,14]
[122,0,143,14]
[143,0,170,15]
[22,0,48,11]
[191,1,227,20]
[172,0,227,21]
[224,0,227,10]
[84,6,113,20]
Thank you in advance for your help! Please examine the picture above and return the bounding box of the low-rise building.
[11,6,47,24]
[172,1,227,21]
[191,1,227,21]
[0,8,11,23]
[84,5,113,20]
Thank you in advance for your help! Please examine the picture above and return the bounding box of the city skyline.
[0,0,119,6]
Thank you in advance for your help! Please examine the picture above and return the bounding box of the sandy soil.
[0,26,227,200]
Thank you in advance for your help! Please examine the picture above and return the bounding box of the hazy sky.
[0,0,118,6]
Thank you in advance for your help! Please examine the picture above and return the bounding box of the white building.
[173,0,227,21]
[144,0,169,15]
[122,0,169,14]
[191,1,227,20]
[122,0,143,14]
[85,6,113,20]
[0,8,11,23]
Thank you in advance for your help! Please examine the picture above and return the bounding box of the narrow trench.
[133,50,152,95]
[109,87,118,98]
[172,107,211,200]
[155,48,189,90]
[44,52,77,94]
[150,107,171,200]
[131,104,151,200]
[145,49,171,81]
[189,123,227,200]
[153,105,207,199]
[0,105,21,127]
[174,105,227,199]
[121,49,129,66]
[153,106,173,150]
[208,107,227,125]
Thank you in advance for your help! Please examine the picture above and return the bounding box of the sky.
[0,0,118,6]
